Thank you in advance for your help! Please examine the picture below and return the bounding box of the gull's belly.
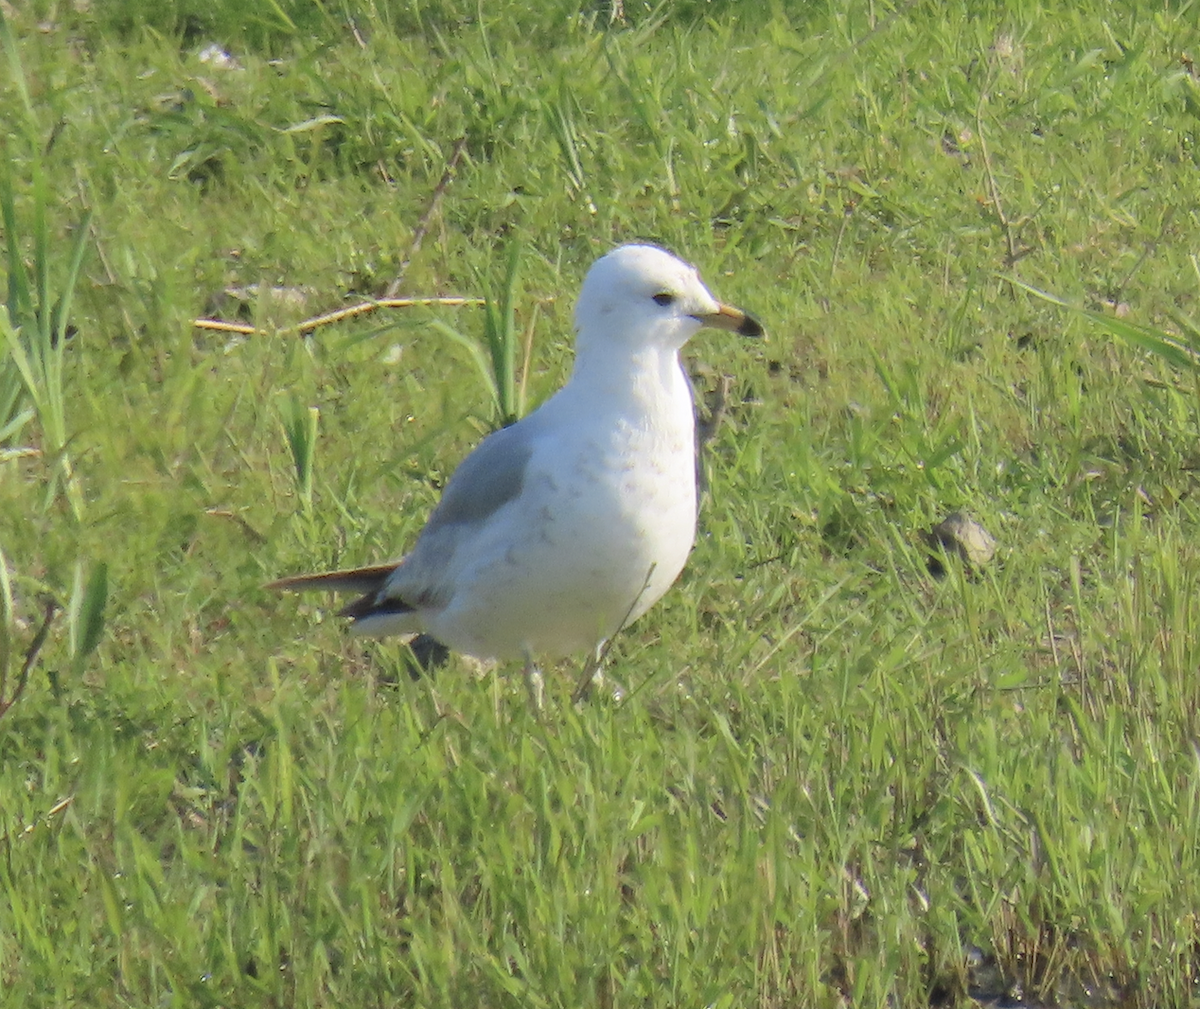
[428,432,697,660]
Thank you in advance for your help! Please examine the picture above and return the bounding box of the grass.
[0,13,93,516]
[2,0,1200,1005]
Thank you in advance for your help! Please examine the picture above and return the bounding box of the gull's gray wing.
[271,417,540,636]
[683,363,705,498]
[366,417,540,615]
[422,419,536,535]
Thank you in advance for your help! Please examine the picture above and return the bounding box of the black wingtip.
[338,593,415,622]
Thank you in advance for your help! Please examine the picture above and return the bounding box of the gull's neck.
[568,339,690,421]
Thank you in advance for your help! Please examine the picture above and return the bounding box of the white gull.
[270,244,762,697]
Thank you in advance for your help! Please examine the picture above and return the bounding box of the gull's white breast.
[423,360,698,660]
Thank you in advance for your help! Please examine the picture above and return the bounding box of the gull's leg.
[572,641,611,704]
[573,566,653,704]
[522,650,545,711]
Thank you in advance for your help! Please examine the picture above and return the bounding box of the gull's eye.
[652,292,676,307]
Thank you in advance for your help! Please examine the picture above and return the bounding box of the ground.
[2,2,1200,1006]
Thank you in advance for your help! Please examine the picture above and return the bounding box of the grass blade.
[0,13,91,515]
[69,561,107,677]
[0,545,11,702]
[484,242,522,427]
[1009,276,1200,374]
[280,399,319,514]
[428,318,502,418]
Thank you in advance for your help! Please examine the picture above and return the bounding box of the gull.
[270,244,762,702]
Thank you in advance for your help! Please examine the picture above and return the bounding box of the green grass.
[3,0,1200,1005]
[0,13,93,516]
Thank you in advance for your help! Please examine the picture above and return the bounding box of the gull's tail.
[267,563,425,638]
[266,564,398,598]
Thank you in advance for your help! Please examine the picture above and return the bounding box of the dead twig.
[0,598,58,721]
[1,795,74,849]
[193,295,486,338]
[385,136,468,298]
[975,75,1047,283]
[695,373,732,455]
[975,100,1031,272]
[1112,207,1175,305]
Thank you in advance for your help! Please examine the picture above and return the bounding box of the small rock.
[925,511,996,576]
[197,43,242,71]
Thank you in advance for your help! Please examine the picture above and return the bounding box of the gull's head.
[574,244,762,355]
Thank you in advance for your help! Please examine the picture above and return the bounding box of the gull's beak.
[694,303,764,338]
